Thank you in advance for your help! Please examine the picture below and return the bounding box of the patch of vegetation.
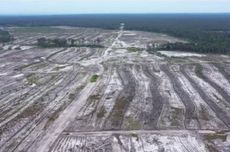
[171,107,183,126]
[199,105,210,121]
[37,38,67,48]
[68,93,75,100]
[111,98,127,127]
[97,106,107,118]
[89,94,101,100]
[205,144,219,152]
[90,74,99,83]
[52,66,66,71]
[164,56,190,65]
[72,44,104,48]
[213,63,226,73]
[20,101,44,118]
[195,64,207,80]
[127,47,142,52]
[44,106,64,130]
[130,133,139,141]
[26,74,38,85]
[87,94,101,106]
[155,51,167,57]
[126,116,141,130]
[204,133,227,143]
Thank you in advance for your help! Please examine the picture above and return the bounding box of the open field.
[0,27,230,152]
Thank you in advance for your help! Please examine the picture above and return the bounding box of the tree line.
[1,14,230,53]
[37,37,104,48]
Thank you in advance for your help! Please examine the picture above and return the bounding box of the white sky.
[0,0,230,15]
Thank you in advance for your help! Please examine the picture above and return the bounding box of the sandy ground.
[0,27,230,152]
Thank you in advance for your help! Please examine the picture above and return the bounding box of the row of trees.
[149,40,230,54]
[37,38,67,47]
[146,30,230,54]
[37,37,104,48]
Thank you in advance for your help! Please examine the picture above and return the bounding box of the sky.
[0,0,230,15]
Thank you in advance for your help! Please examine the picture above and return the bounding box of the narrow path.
[34,30,123,152]
[103,30,123,57]
[34,82,98,152]
[62,129,223,136]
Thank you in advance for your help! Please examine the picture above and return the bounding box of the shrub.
[127,47,142,52]
[90,75,99,82]
[97,106,107,118]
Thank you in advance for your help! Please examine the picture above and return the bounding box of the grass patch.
[203,132,227,152]
[126,116,141,130]
[90,74,99,83]
[127,47,142,52]
[171,107,184,126]
[111,98,127,127]
[26,74,38,85]
[199,105,210,121]
[97,106,107,118]
[204,133,227,143]
[20,101,44,118]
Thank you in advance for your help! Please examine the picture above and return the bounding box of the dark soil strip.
[181,64,230,128]
[161,65,199,129]
[105,65,136,130]
[142,65,164,129]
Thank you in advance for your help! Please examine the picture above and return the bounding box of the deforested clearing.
[0,27,230,152]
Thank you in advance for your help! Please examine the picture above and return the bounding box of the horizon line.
[1,12,230,16]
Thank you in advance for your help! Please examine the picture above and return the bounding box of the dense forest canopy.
[1,14,230,53]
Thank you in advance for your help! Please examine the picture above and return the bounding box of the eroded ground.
[0,27,230,152]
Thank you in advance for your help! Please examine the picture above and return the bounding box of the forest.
[1,14,230,53]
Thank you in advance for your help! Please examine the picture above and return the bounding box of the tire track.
[161,64,199,129]
[181,64,230,128]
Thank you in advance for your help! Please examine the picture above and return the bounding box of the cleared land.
[0,27,230,152]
